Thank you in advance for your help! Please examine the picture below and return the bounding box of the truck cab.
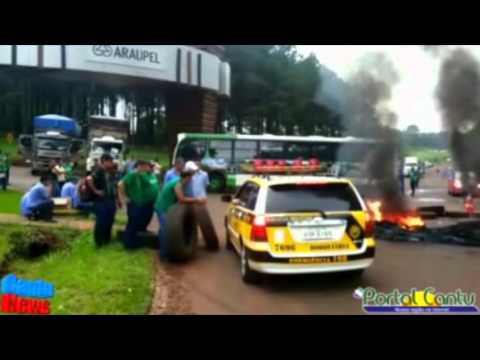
[86,136,126,173]
[86,116,129,173]
[18,115,83,174]
[403,156,419,176]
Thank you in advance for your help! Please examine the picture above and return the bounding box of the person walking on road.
[87,154,120,248]
[155,170,206,260]
[408,165,420,197]
[118,160,159,250]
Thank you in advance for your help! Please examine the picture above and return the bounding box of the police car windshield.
[266,183,362,213]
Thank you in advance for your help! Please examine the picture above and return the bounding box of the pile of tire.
[164,203,220,262]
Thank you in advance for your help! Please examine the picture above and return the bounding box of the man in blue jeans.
[118,160,159,250]
[87,154,120,248]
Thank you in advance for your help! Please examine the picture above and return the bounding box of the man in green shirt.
[155,170,206,259]
[118,160,159,249]
[64,161,75,182]
[408,166,420,197]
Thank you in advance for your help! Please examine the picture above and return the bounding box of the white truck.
[86,116,129,173]
[403,156,419,176]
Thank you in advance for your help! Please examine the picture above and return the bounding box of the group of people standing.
[19,154,210,259]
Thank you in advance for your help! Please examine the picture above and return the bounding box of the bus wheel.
[209,172,226,193]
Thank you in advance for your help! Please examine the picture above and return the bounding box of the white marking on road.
[415,198,446,202]
[417,189,445,194]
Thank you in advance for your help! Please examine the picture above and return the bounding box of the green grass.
[0,224,79,265]
[405,147,450,164]
[0,224,155,315]
[0,190,23,215]
[128,145,170,168]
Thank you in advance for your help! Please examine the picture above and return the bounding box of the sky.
[297,45,480,134]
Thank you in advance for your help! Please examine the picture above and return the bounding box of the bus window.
[312,142,338,163]
[208,140,233,165]
[258,141,284,159]
[284,142,312,160]
[178,140,207,161]
[337,143,372,163]
[234,140,258,164]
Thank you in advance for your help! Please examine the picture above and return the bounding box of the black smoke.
[436,48,480,194]
[339,53,407,211]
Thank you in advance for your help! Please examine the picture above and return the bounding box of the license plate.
[291,227,338,241]
[289,255,348,264]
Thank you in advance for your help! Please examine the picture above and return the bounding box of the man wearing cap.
[118,160,159,250]
[184,161,210,200]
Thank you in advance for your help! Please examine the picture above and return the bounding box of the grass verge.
[0,190,23,215]
[0,224,155,315]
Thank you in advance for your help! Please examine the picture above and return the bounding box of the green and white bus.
[172,133,383,193]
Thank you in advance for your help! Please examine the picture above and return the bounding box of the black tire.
[209,172,226,193]
[225,224,234,251]
[240,241,261,284]
[350,269,365,278]
[194,204,219,251]
[164,204,198,262]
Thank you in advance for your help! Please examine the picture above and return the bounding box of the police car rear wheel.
[350,269,365,278]
[241,242,260,284]
[225,225,234,251]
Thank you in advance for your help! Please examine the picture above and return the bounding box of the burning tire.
[165,204,198,262]
[194,204,220,251]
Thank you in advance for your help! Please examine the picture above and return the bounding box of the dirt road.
[167,167,480,315]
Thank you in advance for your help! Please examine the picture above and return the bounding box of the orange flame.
[367,200,425,231]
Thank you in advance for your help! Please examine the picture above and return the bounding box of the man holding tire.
[155,170,206,260]
[118,160,159,250]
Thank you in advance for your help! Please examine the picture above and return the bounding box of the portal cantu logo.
[93,45,113,57]
[1,274,54,315]
[354,287,479,314]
